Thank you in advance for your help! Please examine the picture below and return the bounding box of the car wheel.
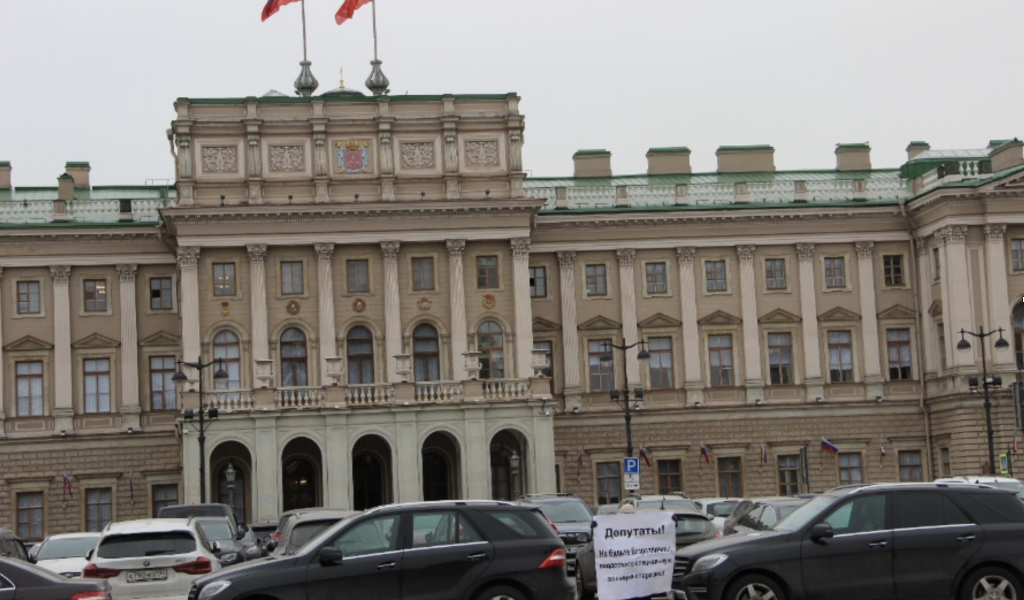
[724,574,786,600]
[963,567,1022,600]
[576,565,595,600]
[476,585,527,600]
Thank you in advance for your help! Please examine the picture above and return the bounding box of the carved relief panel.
[261,138,313,179]
[393,136,441,175]
[194,139,245,181]
[331,138,377,176]
[459,134,507,172]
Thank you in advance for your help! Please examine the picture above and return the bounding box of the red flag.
[639,444,652,468]
[336,0,372,25]
[262,0,301,22]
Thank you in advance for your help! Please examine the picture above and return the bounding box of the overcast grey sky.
[1,0,1021,186]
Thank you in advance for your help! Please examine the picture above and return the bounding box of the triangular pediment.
[758,308,802,324]
[818,307,861,322]
[578,316,622,331]
[878,304,917,320]
[698,310,742,326]
[532,317,561,332]
[638,312,682,329]
[140,330,182,347]
[994,174,1024,189]
[928,300,943,317]
[71,333,120,349]
[4,335,53,352]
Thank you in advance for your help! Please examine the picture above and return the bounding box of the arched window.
[213,330,241,390]
[413,324,440,382]
[1014,303,1024,370]
[348,326,374,384]
[478,321,505,379]
[281,328,309,387]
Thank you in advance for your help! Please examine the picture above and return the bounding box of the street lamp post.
[601,340,651,457]
[957,326,1010,474]
[225,461,237,518]
[173,356,229,503]
[509,450,521,499]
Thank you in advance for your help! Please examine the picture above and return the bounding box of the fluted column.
[736,246,764,403]
[985,225,1014,369]
[915,238,938,377]
[676,247,703,405]
[941,227,974,370]
[178,248,202,387]
[557,252,582,403]
[797,244,824,400]
[616,249,641,384]
[856,242,884,396]
[0,269,5,435]
[512,239,534,380]
[247,245,269,362]
[117,264,141,431]
[51,265,74,433]
[381,242,402,383]
[315,243,337,387]
[447,240,468,382]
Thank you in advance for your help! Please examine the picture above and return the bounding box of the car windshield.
[96,532,196,558]
[707,501,740,517]
[773,494,841,533]
[37,537,98,560]
[197,520,234,542]
[537,501,592,523]
[675,516,714,534]
[778,505,802,519]
[638,499,698,511]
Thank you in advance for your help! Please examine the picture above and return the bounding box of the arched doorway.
[490,429,526,500]
[281,437,322,512]
[352,434,393,510]
[422,431,460,501]
[211,441,252,525]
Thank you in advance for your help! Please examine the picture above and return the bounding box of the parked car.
[31,532,101,577]
[0,529,28,561]
[194,517,255,566]
[594,505,619,516]
[620,493,700,512]
[0,556,111,600]
[269,508,361,556]
[82,518,221,600]
[575,508,719,600]
[693,497,744,531]
[157,503,244,535]
[189,500,574,600]
[248,522,277,545]
[936,475,1024,500]
[513,493,592,575]
[722,496,809,535]
[673,482,1024,600]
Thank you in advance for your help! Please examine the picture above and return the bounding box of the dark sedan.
[0,556,110,599]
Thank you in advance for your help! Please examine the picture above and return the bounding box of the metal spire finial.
[339,67,345,88]
[365,0,390,96]
[293,0,318,97]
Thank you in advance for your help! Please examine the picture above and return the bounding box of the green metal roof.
[0,161,10,168]
[573,149,611,156]
[0,186,174,202]
[524,168,900,188]
[539,199,900,216]
[647,147,691,154]
[837,143,870,150]
[717,145,774,152]
[65,162,90,167]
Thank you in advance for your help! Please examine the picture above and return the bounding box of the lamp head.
[968,376,979,393]
[957,339,972,351]
[225,461,237,483]
[996,337,1010,350]
[600,352,613,369]
[208,408,219,420]
[183,408,195,420]
[509,450,520,471]
[610,389,621,401]
[214,365,229,380]
[172,370,188,383]
[636,348,651,362]
[633,387,644,400]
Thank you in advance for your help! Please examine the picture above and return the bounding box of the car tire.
[576,565,595,600]
[724,574,786,600]
[962,566,1022,600]
[475,585,527,600]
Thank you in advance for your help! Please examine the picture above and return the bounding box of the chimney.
[646,147,692,175]
[835,143,871,171]
[573,149,612,178]
[65,162,91,189]
[0,162,10,189]
[990,139,1024,172]
[906,141,930,161]
[716,145,775,173]
[57,173,75,200]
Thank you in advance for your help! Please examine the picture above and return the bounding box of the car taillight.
[538,548,566,569]
[82,564,120,579]
[271,532,281,540]
[173,557,213,575]
[715,531,723,538]
[71,593,111,600]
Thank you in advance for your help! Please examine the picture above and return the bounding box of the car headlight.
[219,553,238,564]
[576,532,590,543]
[245,546,260,556]
[198,581,232,600]
[691,553,729,573]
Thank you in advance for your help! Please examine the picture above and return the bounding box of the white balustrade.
[345,384,395,406]
[566,186,616,208]
[626,185,675,205]
[0,201,53,223]
[274,387,325,409]
[209,390,254,412]
[690,183,735,205]
[481,379,532,401]
[132,198,174,221]
[68,200,120,222]
[414,381,464,403]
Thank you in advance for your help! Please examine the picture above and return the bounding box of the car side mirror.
[237,526,246,540]
[86,549,93,560]
[318,546,343,565]
[27,555,36,564]
[266,539,277,552]
[810,523,834,542]
[211,542,220,554]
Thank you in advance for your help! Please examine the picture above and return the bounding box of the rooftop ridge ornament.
[295,0,318,96]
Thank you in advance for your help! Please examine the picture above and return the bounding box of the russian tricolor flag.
[821,437,840,455]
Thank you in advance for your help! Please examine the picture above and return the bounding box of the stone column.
[736,246,764,403]
[915,238,939,378]
[531,414,557,493]
[395,412,419,502]
[463,409,490,498]
[941,226,974,371]
[247,245,269,365]
[51,265,74,433]
[447,240,468,382]
[0,269,5,436]
[381,242,402,382]
[253,418,281,521]
[324,414,350,508]
[117,264,141,432]
[315,243,337,387]
[985,225,1015,370]
[513,239,535,380]
[557,252,582,406]
[615,249,641,385]
[797,244,824,401]
[676,247,704,405]
[856,242,884,398]
[177,248,202,384]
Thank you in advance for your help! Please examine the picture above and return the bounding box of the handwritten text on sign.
[594,511,676,600]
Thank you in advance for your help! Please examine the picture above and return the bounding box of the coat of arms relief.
[334,139,374,174]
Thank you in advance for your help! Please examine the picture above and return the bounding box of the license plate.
[126,569,168,583]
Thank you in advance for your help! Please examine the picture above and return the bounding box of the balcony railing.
[274,387,325,409]
[346,384,395,406]
[482,379,532,401]
[415,381,464,403]
[0,198,176,224]
[207,390,254,412]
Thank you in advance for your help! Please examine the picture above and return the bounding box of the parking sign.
[624,457,640,474]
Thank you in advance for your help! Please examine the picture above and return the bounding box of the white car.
[32,532,100,577]
[693,497,744,532]
[935,476,1024,500]
[82,518,221,600]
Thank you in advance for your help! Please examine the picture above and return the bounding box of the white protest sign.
[593,511,675,600]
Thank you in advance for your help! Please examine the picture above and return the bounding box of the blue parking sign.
[624,457,640,473]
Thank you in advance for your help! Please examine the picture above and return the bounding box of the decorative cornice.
[177,247,200,268]
[50,265,71,283]
[796,243,815,260]
[162,203,542,227]
[985,224,1007,241]
[940,225,968,244]
[446,239,466,258]
[380,241,401,261]
[855,241,875,258]
[0,232,162,246]
[615,248,636,267]
[314,242,335,262]
[736,245,756,263]
[511,238,531,258]
[556,251,576,270]
[676,247,696,265]
[246,244,267,264]
[115,264,138,282]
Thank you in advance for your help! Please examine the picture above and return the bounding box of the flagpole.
[301,0,308,62]
[371,0,379,61]
[293,0,318,96]
[365,0,390,95]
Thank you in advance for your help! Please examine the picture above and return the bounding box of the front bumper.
[564,544,583,574]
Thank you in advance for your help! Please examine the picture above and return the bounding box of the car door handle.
[376,562,397,571]
[465,553,489,562]
[867,540,888,549]
[957,535,976,543]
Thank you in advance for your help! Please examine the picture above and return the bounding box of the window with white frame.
[828,331,854,382]
[765,258,787,290]
[281,261,304,295]
[585,264,607,296]
[150,277,173,310]
[708,334,734,386]
[883,255,904,286]
[887,329,912,380]
[84,358,111,413]
[648,337,673,389]
[529,266,547,298]
[824,257,846,288]
[17,281,40,314]
[768,332,793,385]
[213,263,236,296]
[149,356,177,410]
[15,361,43,417]
[646,262,668,295]
[83,279,108,312]
[705,260,727,292]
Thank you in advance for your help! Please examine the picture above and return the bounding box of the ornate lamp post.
[601,340,651,457]
[173,356,229,503]
[225,461,237,518]
[509,450,521,499]
[957,327,1010,474]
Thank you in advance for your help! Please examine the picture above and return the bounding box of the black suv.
[188,500,573,600]
[513,493,593,575]
[674,483,1024,600]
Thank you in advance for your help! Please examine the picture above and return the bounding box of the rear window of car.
[638,499,698,511]
[953,492,1024,524]
[37,537,99,560]
[159,506,228,519]
[97,532,196,558]
[477,509,550,540]
[197,521,234,542]
[707,502,739,517]
[675,516,714,534]
[536,501,592,523]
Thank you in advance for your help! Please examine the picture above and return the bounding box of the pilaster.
[395,411,420,502]
[381,242,402,383]
[512,239,534,380]
[463,408,489,498]
[254,419,281,521]
[796,244,824,401]
[117,264,141,432]
[557,251,582,407]
[315,243,337,386]
[324,414,350,508]
[985,225,1014,370]
[737,245,764,403]
[178,248,202,385]
[676,247,704,405]
[856,241,884,397]
[915,238,938,378]
[51,265,74,433]
[447,240,468,381]
[616,249,641,384]
[940,227,974,371]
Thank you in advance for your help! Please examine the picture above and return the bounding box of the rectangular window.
[150,277,172,310]
[883,255,905,286]
[15,360,43,417]
[646,262,668,295]
[347,259,369,293]
[938,326,947,372]
[152,484,178,517]
[648,337,674,389]
[1013,240,1024,272]
[476,256,499,289]
[705,260,726,292]
[17,492,43,541]
[412,257,435,291]
[768,332,794,385]
[887,328,912,380]
[839,452,863,485]
[778,455,800,495]
[932,247,941,280]
[940,447,951,478]
[281,261,303,295]
[718,457,742,497]
[585,264,607,296]
[597,462,621,505]
[588,339,612,391]
[657,459,681,495]
[150,356,177,410]
[86,488,112,532]
[83,279,108,312]
[828,331,854,383]
[17,281,40,314]
[824,257,846,288]
[213,263,236,296]
[899,450,924,482]
[528,266,547,298]
[765,258,787,290]
[708,334,734,387]
[84,358,111,413]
